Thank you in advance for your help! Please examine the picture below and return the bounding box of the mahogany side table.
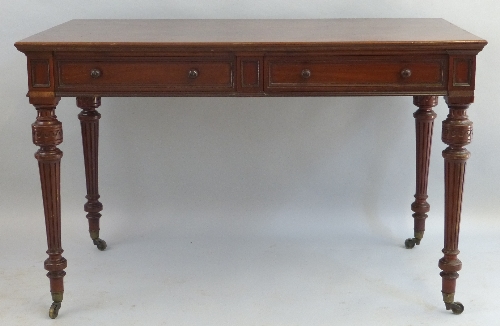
[15,19,486,319]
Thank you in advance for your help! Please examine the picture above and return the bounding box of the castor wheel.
[450,302,464,315]
[405,238,416,249]
[93,238,107,251]
[49,302,61,319]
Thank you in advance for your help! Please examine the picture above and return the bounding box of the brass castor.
[405,231,424,249]
[49,302,61,319]
[446,302,464,315]
[93,238,107,251]
[405,238,416,249]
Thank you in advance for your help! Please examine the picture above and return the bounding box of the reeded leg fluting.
[31,96,67,319]
[438,97,473,314]
[77,97,107,251]
[405,96,437,249]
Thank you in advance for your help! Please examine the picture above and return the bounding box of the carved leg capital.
[413,95,439,110]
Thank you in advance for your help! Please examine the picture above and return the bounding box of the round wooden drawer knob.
[301,69,311,79]
[188,69,199,79]
[401,68,412,78]
[90,68,102,79]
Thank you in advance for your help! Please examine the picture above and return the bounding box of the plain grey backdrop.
[1,1,499,325]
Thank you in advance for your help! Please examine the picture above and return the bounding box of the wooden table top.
[15,19,486,52]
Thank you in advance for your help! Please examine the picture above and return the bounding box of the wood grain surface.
[15,19,486,52]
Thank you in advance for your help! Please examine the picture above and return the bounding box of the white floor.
[2,200,500,326]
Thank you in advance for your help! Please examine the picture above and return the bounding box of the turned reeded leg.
[31,97,67,319]
[77,97,107,251]
[405,96,438,249]
[438,98,473,315]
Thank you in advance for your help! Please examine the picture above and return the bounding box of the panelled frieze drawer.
[264,56,448,92]
[56,56,235,93]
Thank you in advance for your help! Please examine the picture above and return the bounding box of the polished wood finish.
[77,97,104,247]
[15,19,486,318]
[237,56,263,93]
[411,96,438,244]
[15,19,485,50]
[30,96,66,314]
[58,55,236,94]
[16,19,485,97]
[439,98,473,312]
[265,55,447,94]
